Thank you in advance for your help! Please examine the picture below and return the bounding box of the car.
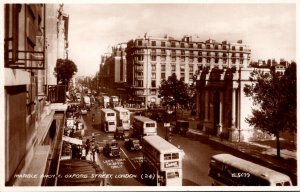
[103,140,121,157]
[124,138,142,151]
[114,127,125,139]
[81,108,88,115]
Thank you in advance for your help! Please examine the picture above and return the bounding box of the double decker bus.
[110,95,119,108]
[141,135,183,186]
[132,116,157,139]
[208,153,293,186]
[102,96,110,108]
[100,108,116,132]
[114,106,130,130]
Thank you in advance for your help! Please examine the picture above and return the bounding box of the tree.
[158,73,191,121]
[54,58,78,87]
[243,62,296,159]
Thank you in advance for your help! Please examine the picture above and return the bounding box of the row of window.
[137,40,245,51]
[133,50,247,56]
[135,54,246,62]
[136,55,244,64]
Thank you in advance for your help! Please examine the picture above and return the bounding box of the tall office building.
[125,34,251,107]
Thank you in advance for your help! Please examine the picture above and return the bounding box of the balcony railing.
[4,5,46,70]
[47,85,67,103]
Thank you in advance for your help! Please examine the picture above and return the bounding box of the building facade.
[99,34,282,142]
[99,44,127,99]
[125,34,251,107]
[4,4,68,186]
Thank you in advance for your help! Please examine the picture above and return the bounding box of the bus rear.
[143,121,157,136]
[101,109,117,132]
[114,107,131,130]
[133,116,157,137]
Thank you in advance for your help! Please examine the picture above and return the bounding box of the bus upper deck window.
[146,123,155,127]
[164,154,172,160]
[172,153,179,159]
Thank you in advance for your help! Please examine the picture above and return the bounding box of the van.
[172,120,189,135]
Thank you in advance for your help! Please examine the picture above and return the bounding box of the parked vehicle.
[124,138,142,151]
[114,127,125,139]
[103,140,121,157]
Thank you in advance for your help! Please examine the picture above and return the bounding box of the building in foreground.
[4,4,69,185]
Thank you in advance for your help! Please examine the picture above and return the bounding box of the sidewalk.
[187,124,297,185]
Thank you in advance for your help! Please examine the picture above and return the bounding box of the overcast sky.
[63,2,297,77]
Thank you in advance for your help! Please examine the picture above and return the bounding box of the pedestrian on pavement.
[81,147,86,160]
[91,146,96,162]
[85,139,90,153]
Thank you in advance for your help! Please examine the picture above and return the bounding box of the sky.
[63,2,297,77]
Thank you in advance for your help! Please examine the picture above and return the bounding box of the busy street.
[4,3,297,190]
[62,93,229,186]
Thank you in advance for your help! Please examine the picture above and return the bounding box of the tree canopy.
[243,62,296,159]
[54,58,78,86]
[158,74,191,119]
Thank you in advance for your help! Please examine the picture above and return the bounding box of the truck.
[172,120,189,135]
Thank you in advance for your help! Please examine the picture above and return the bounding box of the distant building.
[98,34,294,142]
[99,44,127,98]
[125,34,251,107]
